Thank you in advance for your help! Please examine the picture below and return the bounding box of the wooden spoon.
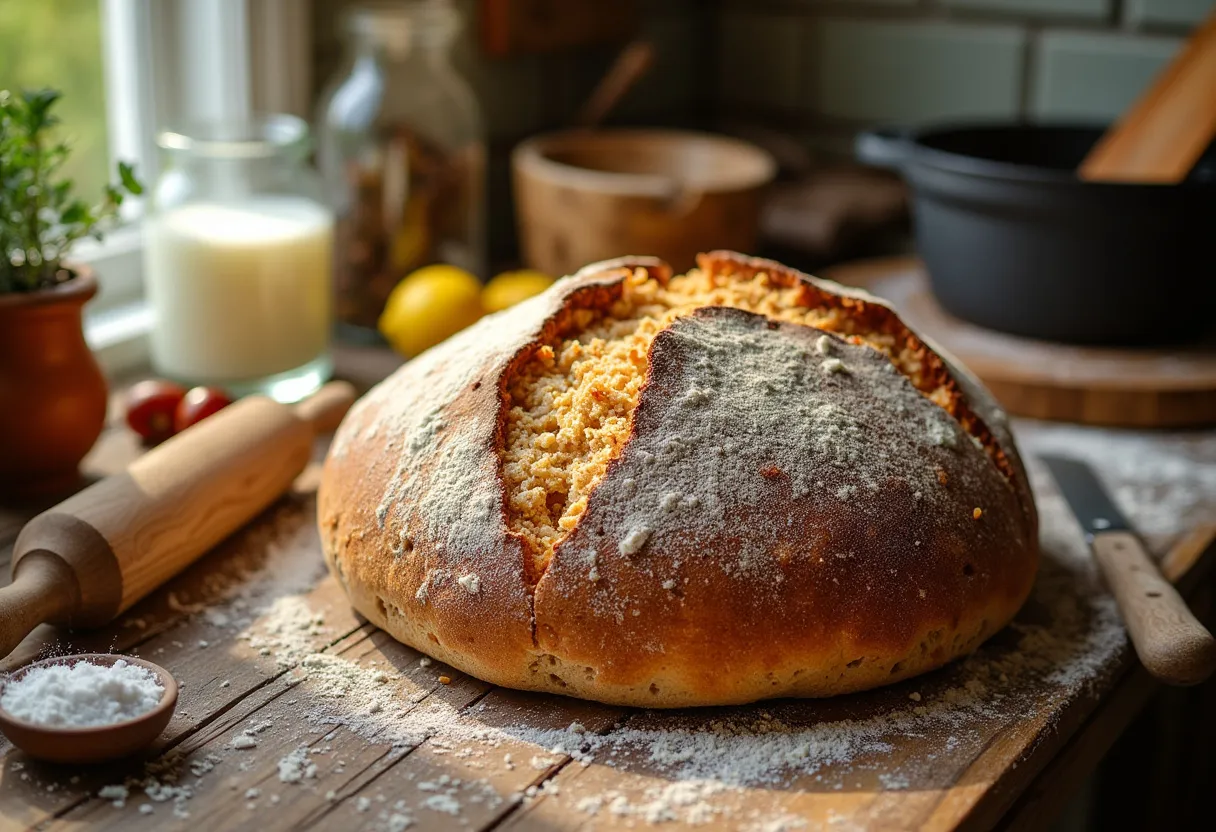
[1079,6,1216,183]
[573,40,655,129]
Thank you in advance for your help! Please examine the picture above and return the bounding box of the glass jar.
[144,115,334,403]
[317,0,486,341]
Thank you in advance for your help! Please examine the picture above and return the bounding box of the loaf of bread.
[318,251,1038,707]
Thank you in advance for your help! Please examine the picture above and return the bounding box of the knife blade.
[1040,454,1216,686]
[1039,455,1131,541]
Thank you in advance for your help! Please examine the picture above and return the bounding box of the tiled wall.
[716,0,1210,158]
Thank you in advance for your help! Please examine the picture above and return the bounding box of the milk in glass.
[146,199,333,383]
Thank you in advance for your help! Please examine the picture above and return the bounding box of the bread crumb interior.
[503,266,959,580]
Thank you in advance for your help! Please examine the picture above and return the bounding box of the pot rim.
[0,262,98,310]
[513,128,777,198]
[882,121,1215,190]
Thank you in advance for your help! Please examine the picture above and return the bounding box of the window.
[2,0,312,374]
[0,1,109,197]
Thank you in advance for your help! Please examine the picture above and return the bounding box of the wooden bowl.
[0,654,178,764]
[512,129,776,277]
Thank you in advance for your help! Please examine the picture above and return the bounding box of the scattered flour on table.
[277,746,319,783]
[1,660,163,727]
[97,752,223,819]
[149,504,335,670]
[97,784,129,808]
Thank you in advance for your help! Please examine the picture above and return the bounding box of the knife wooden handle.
[1093,530,1216,685]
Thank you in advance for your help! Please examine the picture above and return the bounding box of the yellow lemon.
[379,264,483,357]
[482,269,555,313]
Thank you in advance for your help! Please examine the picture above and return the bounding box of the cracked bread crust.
[317,252,1038,707]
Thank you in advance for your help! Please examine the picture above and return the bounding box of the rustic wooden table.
[1,335,1214,831]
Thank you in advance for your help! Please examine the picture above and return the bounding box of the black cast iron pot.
[856,124,1216,345]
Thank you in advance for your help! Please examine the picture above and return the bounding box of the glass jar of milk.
[144,115,334,402]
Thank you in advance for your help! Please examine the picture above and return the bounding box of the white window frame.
[83,0,312,375]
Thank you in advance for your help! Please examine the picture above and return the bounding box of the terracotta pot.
[0,265,108,498]
[512,129,777,277]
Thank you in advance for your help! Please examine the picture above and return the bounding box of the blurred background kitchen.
[2,1,1215,828]
[5,0,1211,384]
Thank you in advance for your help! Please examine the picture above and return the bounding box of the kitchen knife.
[1041,454,1216,686]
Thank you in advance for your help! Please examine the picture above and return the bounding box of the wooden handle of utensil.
[3,382,356,660]
[0,553,77,667]
[294,380,357,433]
[574,40,654,129]
[1078,7,1216,183]
[1093,530,1216,685]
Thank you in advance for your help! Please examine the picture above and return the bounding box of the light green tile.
[717,12,804,110]
[1126,0,1214,26]
[1031,31,1182,121]
[943,0,1109,18]
[809,20,1026,123]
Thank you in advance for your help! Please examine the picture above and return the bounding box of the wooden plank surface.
[2,371,1214,831]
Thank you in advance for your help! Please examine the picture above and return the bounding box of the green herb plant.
[0,88,142,294]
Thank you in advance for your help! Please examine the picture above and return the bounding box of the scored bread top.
[501,255,1021,581]
[319,251,1038,706]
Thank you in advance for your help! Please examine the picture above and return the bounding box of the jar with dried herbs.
[317,0,486,341]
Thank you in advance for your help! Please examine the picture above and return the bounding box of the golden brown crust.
[318,252,1039,707]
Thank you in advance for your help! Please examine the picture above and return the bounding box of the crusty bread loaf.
[318,251,1038,707]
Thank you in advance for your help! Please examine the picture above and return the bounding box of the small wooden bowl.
[513,129,777,277]
[0,653,178,764]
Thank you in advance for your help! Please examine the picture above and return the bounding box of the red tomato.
[125,379,187,443]
[174,387,234,433]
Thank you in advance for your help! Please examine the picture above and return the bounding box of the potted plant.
[0,88,142,497]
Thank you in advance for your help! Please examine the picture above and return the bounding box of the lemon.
[379,265,483,357]
[482,269,555,313]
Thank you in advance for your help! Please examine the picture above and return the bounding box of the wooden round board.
[822,256,1216,427]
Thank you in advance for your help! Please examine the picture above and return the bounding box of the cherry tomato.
[174,387,234,433]
[125,379,187,443]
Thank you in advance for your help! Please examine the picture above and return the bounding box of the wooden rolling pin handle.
[294,380,357,433]
[1093,530,1216,686]
[0,553,77,662]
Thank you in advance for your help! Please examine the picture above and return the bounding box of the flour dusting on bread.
[502,264,1004,578]
[539,308,1025,645]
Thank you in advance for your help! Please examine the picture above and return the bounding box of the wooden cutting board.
[823,257,1216,428]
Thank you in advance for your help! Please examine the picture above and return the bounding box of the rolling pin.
[0,381,356,661]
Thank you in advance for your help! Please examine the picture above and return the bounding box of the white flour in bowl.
[1,659,163,727]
